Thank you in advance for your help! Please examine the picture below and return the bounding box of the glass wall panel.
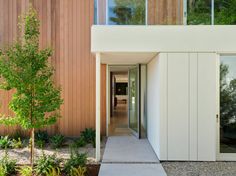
[187,0,211,24]
[220,56,236,153]
[94,0,98,24]
[108,0,146,25]
[215,0,236,24]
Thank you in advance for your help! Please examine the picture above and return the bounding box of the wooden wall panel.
[101,64,107,135]
[148,0,183,25]
[0,0,107,136]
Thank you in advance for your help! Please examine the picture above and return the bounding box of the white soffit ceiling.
[101,52,157,64]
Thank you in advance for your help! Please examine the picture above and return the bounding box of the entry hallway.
[99,136,167,176]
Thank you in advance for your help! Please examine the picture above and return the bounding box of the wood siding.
[148,0,183,25]
[0,0,182,137]
[0,0,106,136]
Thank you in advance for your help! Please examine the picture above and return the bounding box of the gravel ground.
[162,162,236,176]
[0,138,106,165]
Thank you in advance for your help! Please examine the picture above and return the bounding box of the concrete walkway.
[99,136,167,176]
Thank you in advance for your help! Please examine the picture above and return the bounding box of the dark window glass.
[220,56,236,153]
[215,0,236,24]
[108,0,146,25]
[187,0,211,25]
[115,83,128,95]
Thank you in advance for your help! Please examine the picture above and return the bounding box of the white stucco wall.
[147,54,168,160]
[147,53,217,161]
[92,25,236,53]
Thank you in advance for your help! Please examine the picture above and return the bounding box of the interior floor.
[109,102,132,136]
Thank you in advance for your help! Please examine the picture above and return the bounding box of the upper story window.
[214,0,236,25]
[94,0,236,25]
[107,0,146,25]
[186,0,236,25]
[187,0,211,25]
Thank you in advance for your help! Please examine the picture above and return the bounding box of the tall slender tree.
[0,6,63,166]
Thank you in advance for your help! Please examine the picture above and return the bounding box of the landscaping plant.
[50,134,64,149]
[64,150,87,175]
[11,138,23,149]
[0,166,6,176]
[73,136,86,148]
[0,136,12,149]
[70,166,87,176]
[45,167,61,176]
[17,166,33,176]
[0,151,16,176]
[35,152,61,176]
[0,5,63,166]
[80,128,95,146]
[35,131,49,148]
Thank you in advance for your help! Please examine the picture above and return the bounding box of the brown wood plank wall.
[148,0,183,25]
[0,0,106,136]
[0,0,182,137]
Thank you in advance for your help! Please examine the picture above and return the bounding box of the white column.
[96,53,101,162]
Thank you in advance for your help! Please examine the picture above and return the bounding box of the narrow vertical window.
[220,56,236,153]
[94,0,98,24]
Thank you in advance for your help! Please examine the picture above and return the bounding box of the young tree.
[0,6,63,166]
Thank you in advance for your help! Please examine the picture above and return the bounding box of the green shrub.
[35,131,49,148]
[80,128,95,144]
[64,151,87,175]
[0,136,12,149]
[35,131,49,143]
[70,166,87,176]
[35,152,61,176]
[50,134,64,149]
[0,151,16,176]
[11,138,23,149]
[0,166,6,176]
[17,166,33,176]
[36,139,46,148]
[73,136,86,148]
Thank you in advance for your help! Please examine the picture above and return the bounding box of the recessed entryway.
[107,65,147,139]
[108,70,131,136]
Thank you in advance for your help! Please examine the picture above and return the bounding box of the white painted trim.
[96,53,101,162]
[217,154,236,161]
[216,54,220,160]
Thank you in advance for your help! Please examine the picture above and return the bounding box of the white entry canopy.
[91,25,236,53]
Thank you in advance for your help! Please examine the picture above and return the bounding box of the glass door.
[128,65,140,138]
[219,55,236,160]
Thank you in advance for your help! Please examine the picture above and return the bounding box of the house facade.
[0,0,236,162]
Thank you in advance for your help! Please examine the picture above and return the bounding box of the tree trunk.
[30,128,35,167]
